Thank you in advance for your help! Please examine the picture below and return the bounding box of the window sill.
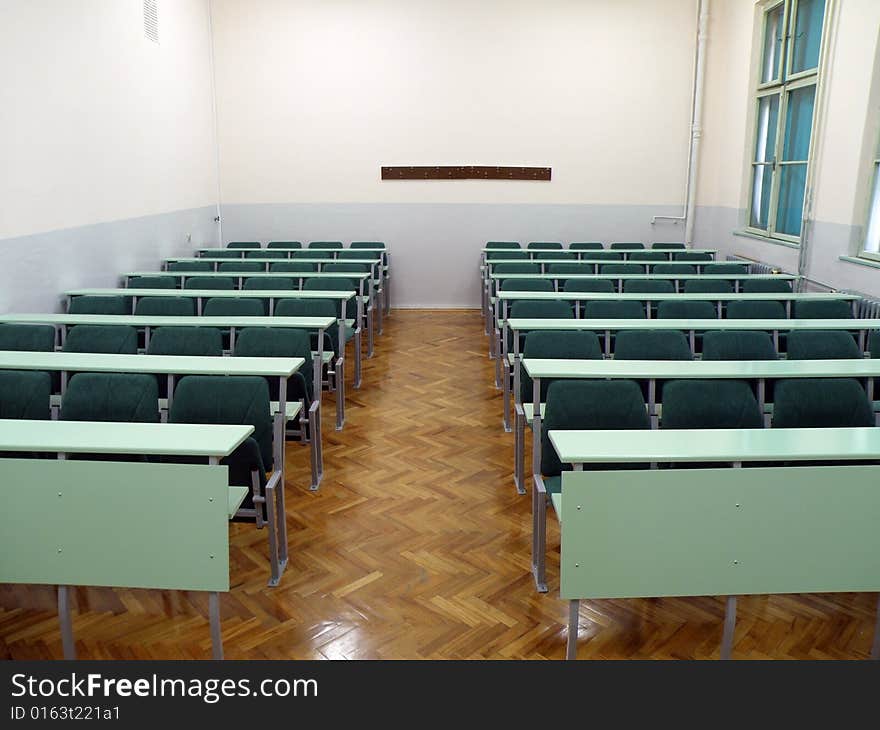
[839,255,880,271]
[732,230,801,249]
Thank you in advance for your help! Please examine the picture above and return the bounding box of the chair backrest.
[339,250,380,261]
[486,251,529,261]
[486,241,520,249]
[772,378,873,428]
[350,241,385,249]
[494,263,539,275]
[623,279,675,294]
[657,300,716,319]
[290,250,322,259]
[234,327,314,400]
[527,241,563,250]
[661,380,763,429]
[600,263,644,275]
[209,250,244,259]
[583,300,645,319]
[499,279,554,292]
[324,263,368,273]
[309,241,344,249]
[564,279,615,293]
[793,300,852,319]
[726,300,786,319]
[62,325,137,354]
[520,331,602,402]
[610,242,645,250]
[61,373,159,423]
[628,251,667,262]
[203,298,264,317]
[168,261,212,272]
[129,276,177,289]
[652,242,686,249]
[589,251,623,261]
[701,330,777,360]
[267,241,301,249]
[184,276,235,290]
[536,251,576,261]
[134,297,194,317]
[68,295,127,315]
[785,330,861,359]
[509,300,573,319]
[569,242,604,250]
[227,241,261,249]
[541,380,649,476]
[870,330,880,358]
[304,277,355,293]
[549,263,591,274]
[614,329,692,359]
[652,264,696,275]
[270,262,314,273]
[170,375,274,468]
[704,263,748,275]
[244,277,296,290]
[674,251,713,262]
[275,298,336,320]
[0,324,56,352]
[683,279,734,294]
[219,261,263,273]
[146,326,223,356]
[742,278,793,293]
[0,371,51,420]
[247,250,287,259]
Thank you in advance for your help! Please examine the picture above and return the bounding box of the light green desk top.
[487,258,723,267]
[497,291,854,302]
[0,350,303,377]
[481,247,718,254]
[523,357,880,380]
[0,313,336,329]
[168,257,379,265]
[67,288,356,301]
[197,247,387,254]
[507,317,879,331]
[0,419,253,457]
[550,427,880,464]
[127,271,371,281]
[489,272,799,281]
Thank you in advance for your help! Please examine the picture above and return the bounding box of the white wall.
[211,0,699,307]
[0,0,219,312]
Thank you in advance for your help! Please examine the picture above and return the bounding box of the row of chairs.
[225,241,385,250]
[165,261,371,273]
[499,278,781,297]
[488,251,712,262]
[488,241,684,251]
[197,250,383,261]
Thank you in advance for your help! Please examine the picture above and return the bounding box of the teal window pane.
[865,164,880,254]
[776,163,807,235]
[753,94,780,163]
[750,164,774,230]
[782,84,815,161]
[790,0,825,75]
[761,4,785,83]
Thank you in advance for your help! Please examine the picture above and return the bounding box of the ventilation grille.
[144,0,158,44]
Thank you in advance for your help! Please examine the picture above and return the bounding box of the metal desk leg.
[209,592,224,660]
[871,593,880,659]
[720,595,737,660]
[276,377,289,568]
[58,585,76,660]
[566,600,580,660]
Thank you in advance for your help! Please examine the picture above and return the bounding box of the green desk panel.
[497,292,857,302]
[68,288,356,301]
[507,317,880,332]
[0,314,336,330]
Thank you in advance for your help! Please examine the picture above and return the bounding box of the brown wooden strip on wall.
[381,165,551,181]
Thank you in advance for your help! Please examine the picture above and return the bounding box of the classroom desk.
[542,431,880,659]
[64,287,365,386]
[480,247,717,261]
[515,357,880,495]
[486,259,724,275]
[0,313,350,431]
[0,419,255,659]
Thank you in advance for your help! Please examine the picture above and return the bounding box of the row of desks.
[481,247,717,261]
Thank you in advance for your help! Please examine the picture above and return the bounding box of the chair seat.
[270,400,303,422]
[544,475,562,496]
[523,402,545,424]
[313,350,335,363]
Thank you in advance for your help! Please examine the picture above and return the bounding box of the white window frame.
[858,138,880,262]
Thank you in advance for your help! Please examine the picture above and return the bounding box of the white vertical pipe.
[684,0,710,247]
[207,0,224,247]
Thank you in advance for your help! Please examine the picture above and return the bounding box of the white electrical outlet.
[186,233,192,243]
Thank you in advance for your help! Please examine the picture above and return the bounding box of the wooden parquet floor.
[2,309,878,659]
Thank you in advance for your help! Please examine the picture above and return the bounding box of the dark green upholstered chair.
[870,330,880,358]
[486,241,521,249]
[705,263,748,275]
[168,261,212,272]
[270,261,315,273]
[275,298,348,353]
[623,279,675,294]
[583,300,645,319]
[614,330,692,360]
[62,325,137,354]
[772,378,873,428]
[661,380,763,429]
[536,251,576,261]
[652,242,686,249]
[134,297,194,317]
[785,330,861,359]
[742,278,792,293]
[610,242,645,250]
[147,327,223,356]
[564,279,615,293]
[210,250,244,259]
[653,263,696,276]
[569,242,604,250]
[657,300,716,319]
[309,241,344,249]
[794,300,853,319]
[219,261,263,273]
[726,300,786,319]
[600,263,644,275]
[129,276,177,289]
[339,249,380,261]
[674,251,713,262]
[519,331,602,403]
[549,263,591,274]
[244,277,296,290]
[629,251,667,262]
[683,279,734,294]
[325,263,368,274]
[235,327,315,401]
[68,295,127,315]
[702,331,777,360]
[61,373,159,423]
[304,278,358,319]
[247,250,287,259]
[0,324,55,352]
[494,263,539,275]
[527,241,563,250]
[509,300,573,320]
[499,279,554,292]
[184,276,235,290]
[227,241,261,249]
[351,241,385,248]
[589,251,623,261]
[0,371,51,420]
[291,249,322,259]
[486,251,529,261]
[203,298,263,317]
[267,241,301,249]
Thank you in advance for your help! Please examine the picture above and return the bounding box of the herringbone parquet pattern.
[2,309,877,659]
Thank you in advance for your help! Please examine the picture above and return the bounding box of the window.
[862,137,880,256]
[747,0,827,242]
